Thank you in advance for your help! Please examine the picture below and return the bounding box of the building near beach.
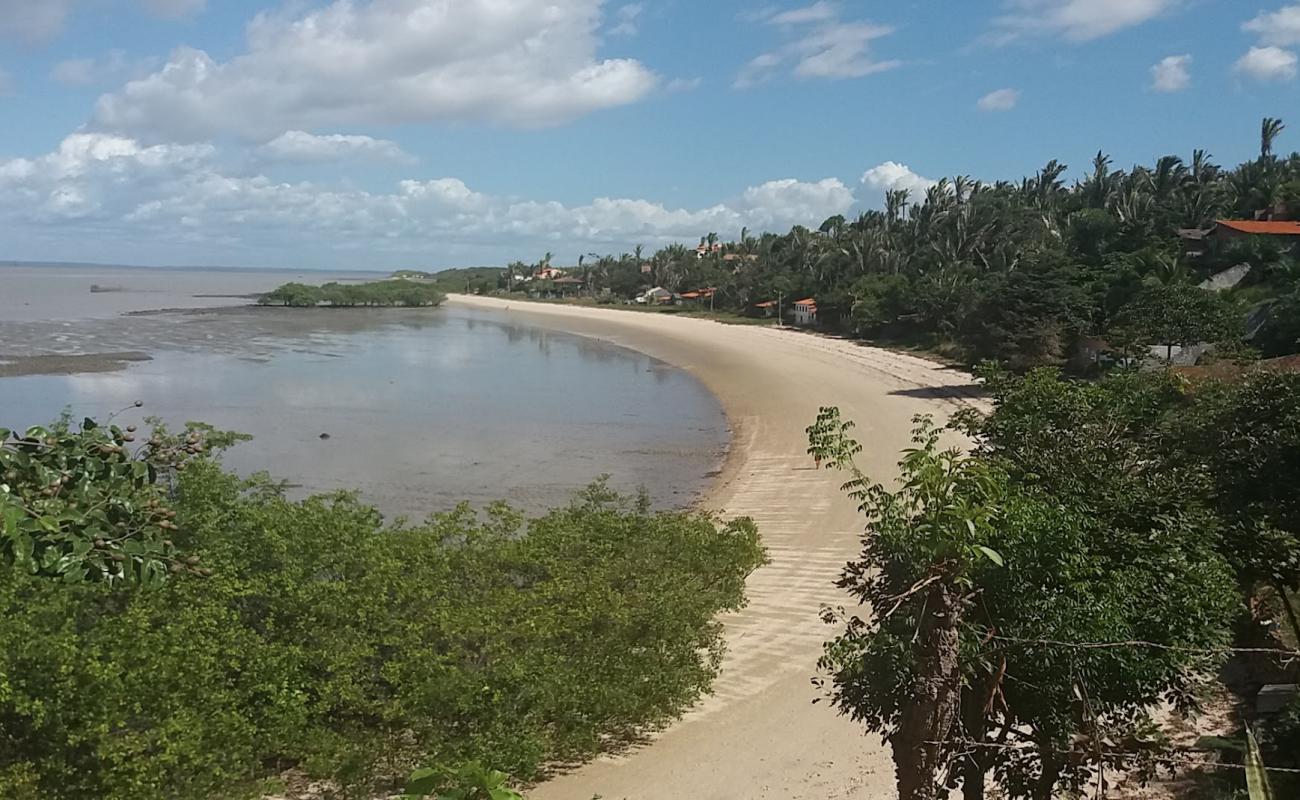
[793,298,817,327]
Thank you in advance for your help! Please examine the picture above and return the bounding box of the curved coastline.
[448,295,984,800]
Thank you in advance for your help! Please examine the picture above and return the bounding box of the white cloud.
[0,132,857,266]
[92,0,659,141]
[861,161,937,201]
[1150,54,1191,92]
[766,2,839,26]
[610,3,643,36]
[0,0,73,43]
[259,131,413,164]
[0,0,204,43]
[50,51,154,88]
[990,0,1173,43]
[737,4,899,87]
[976,88,1020,111]
[1236,45,1299,82]
[1244,4,1300,46]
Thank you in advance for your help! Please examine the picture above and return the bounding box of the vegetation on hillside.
[809,366,1300,800]
[0,423,764,799]
[517,118,1300,368]
[259,280,446,308]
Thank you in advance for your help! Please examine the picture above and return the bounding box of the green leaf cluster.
[0,452,764,798]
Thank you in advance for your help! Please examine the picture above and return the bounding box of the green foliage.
[535,121,1300,363]
[1245,727,1276,800]
[402,762,523,800]
[0,439,764,799]
[1111,282,1240,360]
[259,279,447,308]
[0,415,237,585]
[1166,371,1300,589]
[812,394,1239,799]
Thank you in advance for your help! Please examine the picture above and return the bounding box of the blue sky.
[1,0,1298,270]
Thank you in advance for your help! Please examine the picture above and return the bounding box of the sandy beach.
[449,296,986,800]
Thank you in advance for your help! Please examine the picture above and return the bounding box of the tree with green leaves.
[1262,117,1286,161]
[811,394,1238,800]
[1111,282,1240,363]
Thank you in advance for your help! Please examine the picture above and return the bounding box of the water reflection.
[0,305,727,519]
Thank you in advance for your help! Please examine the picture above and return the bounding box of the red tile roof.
[794,298,817,306]
[1215,219,1300,235]
[754,300,777,308]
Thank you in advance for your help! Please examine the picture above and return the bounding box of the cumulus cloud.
[259,131,413,164]
[1236,45,1298,82]
[1244,4,1300,46]
[861,161,937,202]
[1150,54,1191,92]
[0,0,203,43]
[736,3,900,88]
[0,132,857,266]
[91,0,659,142]
[990,0,1173,43]
[977,88,1020,111]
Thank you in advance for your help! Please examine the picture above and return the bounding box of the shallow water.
[0,266,728,518]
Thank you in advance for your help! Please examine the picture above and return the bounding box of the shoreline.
[449,294,984,800]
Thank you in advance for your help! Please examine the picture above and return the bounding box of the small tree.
[1111,283,1239,363]
[811,396,1237,800]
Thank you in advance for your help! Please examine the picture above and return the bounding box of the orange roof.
[794,298,816,306]
[1215,219,1300,235]
[680,292,701,299]
[754,300,777,308]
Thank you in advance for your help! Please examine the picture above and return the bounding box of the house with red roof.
[793,298,817,327]
[1212,219,1300,241]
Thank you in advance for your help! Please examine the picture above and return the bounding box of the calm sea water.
[0,265,728,518]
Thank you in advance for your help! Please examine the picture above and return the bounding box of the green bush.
[259,280,447,308]
[0,460,764,798]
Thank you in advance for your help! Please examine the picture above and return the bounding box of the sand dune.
[450,296,985,800]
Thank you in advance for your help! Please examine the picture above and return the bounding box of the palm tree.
[1261,117,1286,161]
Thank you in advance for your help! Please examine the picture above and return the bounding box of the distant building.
[753,300,777,318]
[695,241,723,258]
[550,276,585,296]
[1211,219,1300,244]
[536,266,565,280]
[638,287,675,305]
[793,298,818,327]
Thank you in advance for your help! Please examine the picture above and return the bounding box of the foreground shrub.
[0,458,764,799]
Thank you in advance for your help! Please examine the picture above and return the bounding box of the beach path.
[450,296,986,800]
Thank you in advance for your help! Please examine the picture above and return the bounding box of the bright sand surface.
[450,296,987,800]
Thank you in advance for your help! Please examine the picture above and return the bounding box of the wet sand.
[0,351,152,378]
[449,295,986,800]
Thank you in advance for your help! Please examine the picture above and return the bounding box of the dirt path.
[450,297,986,800]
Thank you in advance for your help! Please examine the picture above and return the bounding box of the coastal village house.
[793,298,818,327]
[1180,219,1300,257]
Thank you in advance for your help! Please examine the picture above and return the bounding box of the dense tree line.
[810,365,1300,800]
[260,280,446,308]
[542,118,1300,368]
[0,420,764,799]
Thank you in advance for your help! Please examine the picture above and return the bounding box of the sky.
[0,1,1299,270]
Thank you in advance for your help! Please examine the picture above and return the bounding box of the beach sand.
[449,296,987,800]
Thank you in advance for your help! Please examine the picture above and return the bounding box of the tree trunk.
[892,584,963,800]
[960,684,989,800]
[1033,752,1062,800]
[1274,579,1300,645]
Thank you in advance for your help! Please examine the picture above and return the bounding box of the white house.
[793,298,817,327]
